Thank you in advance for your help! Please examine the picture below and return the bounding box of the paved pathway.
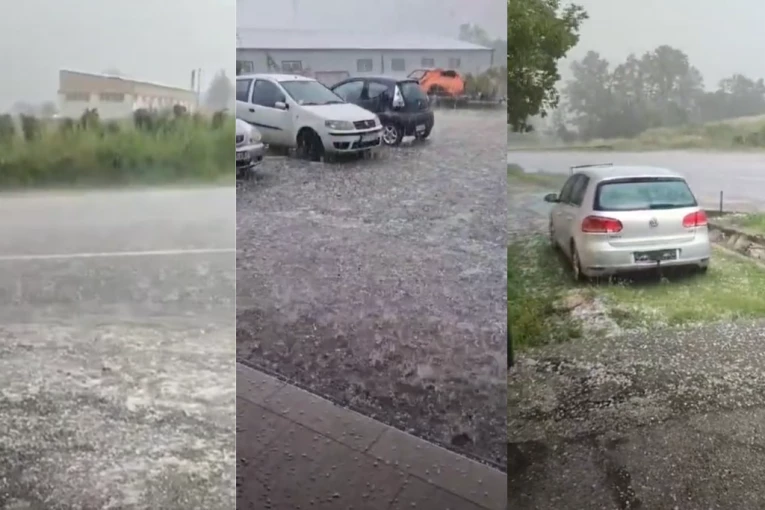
[236,363,507,510]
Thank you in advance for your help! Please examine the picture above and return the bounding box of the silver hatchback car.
[544,164,711,280]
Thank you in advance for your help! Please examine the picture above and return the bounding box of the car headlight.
[325,120,354,130]
[373,116,381,126]
[248,129,261,144]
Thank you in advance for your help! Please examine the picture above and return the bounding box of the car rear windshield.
[399,81,428,103]
[594,177,697,211]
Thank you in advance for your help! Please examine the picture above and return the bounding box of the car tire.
[414,127,432,141]
[381,122,404,146]
[297,129,325,162]
[571,241,586,283]
[549,221,558,250]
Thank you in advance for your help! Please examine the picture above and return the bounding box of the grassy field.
[508,114,765,151]
[509,235,765,351]
[0,113,232,188]
[507,164,566,188]
[718,212,765,236]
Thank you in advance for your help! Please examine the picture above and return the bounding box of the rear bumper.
[381,111,435,135]
[578,234,712,276]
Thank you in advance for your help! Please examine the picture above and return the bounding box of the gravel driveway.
[237,110,507,467]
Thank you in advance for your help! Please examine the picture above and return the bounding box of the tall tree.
[507,0,588,132]
[204,71,234,111]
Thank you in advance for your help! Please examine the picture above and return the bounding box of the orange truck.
[407,68,465,97]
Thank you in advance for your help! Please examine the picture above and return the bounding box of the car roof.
[577,165,685,182]
[336,75,418,85]
[237,73,315,82]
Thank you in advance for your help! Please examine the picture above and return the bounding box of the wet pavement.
[508,155,765,509]
[0,187,236,509]
[509,151,765,211]
[237,110,508,467]
[237,363,506,510]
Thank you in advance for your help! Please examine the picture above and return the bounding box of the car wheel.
[297,129,324,162]
[571,241,586,282]
[414,128,432,141]
[381,122,403,146]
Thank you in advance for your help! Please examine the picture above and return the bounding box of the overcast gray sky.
[237,0,505,39]
[0,0,234,110]
[562,0,765,88]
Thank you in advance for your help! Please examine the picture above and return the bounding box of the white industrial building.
[236,28,495,86]
[58,70,198,120]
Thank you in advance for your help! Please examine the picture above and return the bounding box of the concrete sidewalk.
[237,363,507,510]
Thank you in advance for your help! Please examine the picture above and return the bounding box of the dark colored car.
[330,76,435,146]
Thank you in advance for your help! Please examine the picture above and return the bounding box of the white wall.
[237,48,495,83]
[58,92,196,120]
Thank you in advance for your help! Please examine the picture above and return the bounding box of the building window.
[99,92,125,102]
[357,59,373,72]
[391,58,406,72]
[421,57,435,68]
[64,92,90,102]
[237,60,254,75]
[448,57,461,69]
[281,60,303,73]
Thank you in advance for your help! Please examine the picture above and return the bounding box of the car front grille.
[353,119,376,129]
[235,134,244,144]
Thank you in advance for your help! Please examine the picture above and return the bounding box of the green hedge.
[0,108,233,188]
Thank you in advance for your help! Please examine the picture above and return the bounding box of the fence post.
[719,190,723,213]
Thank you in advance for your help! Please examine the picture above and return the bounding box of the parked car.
[330,76,435,146]
[544,164,711,280]
[235,73,382,161]
[407,68,465,97]
[235,118,266,179]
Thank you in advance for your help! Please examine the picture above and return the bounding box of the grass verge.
[508,164,566,189]
[509,236,765,352]
[718,213,765,236]
[0,115,233,188]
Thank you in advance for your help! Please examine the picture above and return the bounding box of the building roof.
[59,69,194,94]
[236,28,491,52]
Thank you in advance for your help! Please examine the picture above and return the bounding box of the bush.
[0,114,15,144]
[0,111,233,188]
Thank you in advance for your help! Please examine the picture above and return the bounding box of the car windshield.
[594,177,697,211]
[407,70,426,80]
[279,80,345,105]
[399,81,428,103]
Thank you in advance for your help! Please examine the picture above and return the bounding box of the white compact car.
[235,73,382,161]
[545,164,711,280]
[235,118,266,179]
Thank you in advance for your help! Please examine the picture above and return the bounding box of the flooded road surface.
[509,151,765,210]
[0,187,236,509]
[237,111,508,467]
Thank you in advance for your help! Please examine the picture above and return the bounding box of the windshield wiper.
[323,100,344,104]
[648,203,689,209]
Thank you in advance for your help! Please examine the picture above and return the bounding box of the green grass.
[721,213,765,236]
[0,116,233,188]
[509,236,765,352]
[507,164,566,188]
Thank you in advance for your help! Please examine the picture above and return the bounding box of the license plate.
[634,249,678,262]
[416,124,426,132]
[361,133,379,143]
[236,151,249,161]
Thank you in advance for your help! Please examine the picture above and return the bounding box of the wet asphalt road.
[508,156,765,509]
[0,187,236,509]
[237,110,508,467]
[509,151,765,211]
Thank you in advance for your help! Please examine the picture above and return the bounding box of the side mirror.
[274,101,288,110]
[543,193,559,203]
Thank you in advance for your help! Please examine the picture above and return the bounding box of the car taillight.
[581,216,623,233]
[682,210,708,227]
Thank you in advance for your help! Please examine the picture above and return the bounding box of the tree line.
[555,46,765,140]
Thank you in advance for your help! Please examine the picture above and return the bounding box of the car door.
[551,175,578,250]
[247,79,293,146]
[559,174,590,256]
[364,81,390,113]
[331,79,364,106]
[235,78,254,122]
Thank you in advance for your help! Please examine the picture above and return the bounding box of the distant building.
[58,70,198,119]
[236,28,494,86]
